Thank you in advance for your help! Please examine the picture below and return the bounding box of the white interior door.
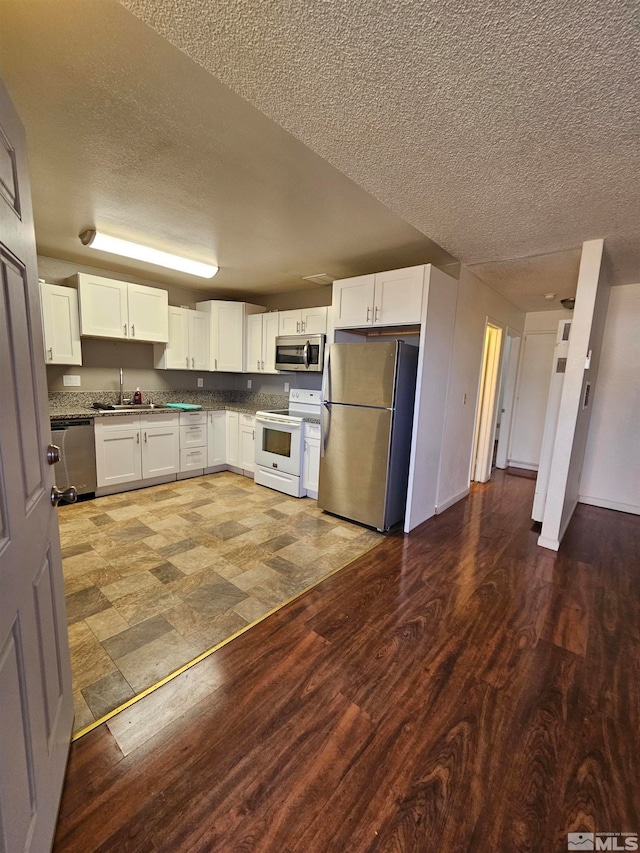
[472,322,504,482]
[495,331,521,469]
[0,79,73,853]
[509,331,557,469]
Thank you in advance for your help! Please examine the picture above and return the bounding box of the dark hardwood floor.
[53,471,640,852]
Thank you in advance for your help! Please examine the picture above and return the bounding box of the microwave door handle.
[303,340,310,369]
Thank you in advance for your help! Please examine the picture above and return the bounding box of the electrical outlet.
[247,379,252,389]
[284,382,290,392]
[63,375,81,387]
[197,377,204,388]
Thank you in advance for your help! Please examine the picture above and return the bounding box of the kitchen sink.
[93,404,171,412]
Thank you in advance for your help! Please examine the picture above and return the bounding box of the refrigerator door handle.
[321,344,331,405]
[321,401,331,457]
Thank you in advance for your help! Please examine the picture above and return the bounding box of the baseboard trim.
[507,460,539,471]
[436,487,470,514]
[578,495,640,515]
[537,534,560,551]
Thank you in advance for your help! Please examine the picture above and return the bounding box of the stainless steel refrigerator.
[318,341,418,531]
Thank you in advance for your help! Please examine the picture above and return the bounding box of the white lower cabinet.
[224,411,255,475]
[141,418,180,479]
[95,414,179,488]
[226,411,240,468]
[179,411,206,473]
[239,414,256,474]
[303,422,321,498]
[206,411,227,468]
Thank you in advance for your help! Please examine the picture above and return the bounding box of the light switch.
[197,377,204,388]
[284,382,290,392]
[63,375,81,387]
[247,379,252,389]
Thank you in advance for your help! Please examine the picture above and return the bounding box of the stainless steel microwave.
[275,334,326,372]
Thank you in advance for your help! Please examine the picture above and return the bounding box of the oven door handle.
[303,340,310,369]
[256,415,302,428]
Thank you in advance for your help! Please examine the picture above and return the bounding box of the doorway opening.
[471,321,504,483]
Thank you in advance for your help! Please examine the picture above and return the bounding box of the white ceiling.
[1,0,638,311]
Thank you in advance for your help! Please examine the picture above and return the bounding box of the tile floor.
[58,472,383,734]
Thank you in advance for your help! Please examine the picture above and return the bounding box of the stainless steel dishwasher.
[50,418,97,498]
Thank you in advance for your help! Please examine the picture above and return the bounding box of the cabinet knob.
[192,357,195,367]
[366,306,371,322]
[186,356,189,367]
[132,324,136,337]
[374,306,380,322]
[48,347,53,360]
[124,323,128,337]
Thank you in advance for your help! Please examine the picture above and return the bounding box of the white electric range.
[254,389,321,497]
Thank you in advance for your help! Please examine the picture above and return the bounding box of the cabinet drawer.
[140,412,179,427]
[180,447,207,471]
[240,413,255,426]
[179,410,206,425]
[180,423,206,448]
[304,422,321,439]
[94,414,141,433]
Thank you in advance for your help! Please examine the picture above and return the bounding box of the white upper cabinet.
[278,307,327,336]
[127,283,169,342]
[196,300,264,372]
[155,307,210,370]
[332,266,425,329]
[39,282,82,365]
[189,310,210,371]
[75,273,168,342]
[246,311,280,373]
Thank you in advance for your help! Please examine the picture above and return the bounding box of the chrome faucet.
[119,367,124,405]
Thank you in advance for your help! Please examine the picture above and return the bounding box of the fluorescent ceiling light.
[79,229,218,278]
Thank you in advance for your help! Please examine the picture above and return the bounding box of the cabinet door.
[160,307,189,370]
[303,437,321,495]
[301,306,327,335]
[127,283,169,342]
[207,411,226,466]
[142,424,179,478]
[95,428,142,487]
[239,422,256,473]
[189,310,210,371]
[332,275,375,328]
[226,411,240,466]
[373,266,424,326]
[216,303,245,372]
[77,274,128,339]
[262,312,280,373]
[279,309,302,336]
[246,313,263,373]
[40,282,82,365]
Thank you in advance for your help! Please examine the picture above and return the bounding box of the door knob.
[47,444,61,465]
[51,485,77,506]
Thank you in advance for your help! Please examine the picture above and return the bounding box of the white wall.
[540,239,610,550]
[437,266,524,512]
[579,283,640,514]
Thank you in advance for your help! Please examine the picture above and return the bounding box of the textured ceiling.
[1,0,638,310]
[0,1,454,296]
[120,0,640,292]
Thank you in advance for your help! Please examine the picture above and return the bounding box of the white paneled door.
[0,81,73,851]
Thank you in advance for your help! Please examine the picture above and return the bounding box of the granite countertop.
[49,403,264,421]
[48,391,292,422]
